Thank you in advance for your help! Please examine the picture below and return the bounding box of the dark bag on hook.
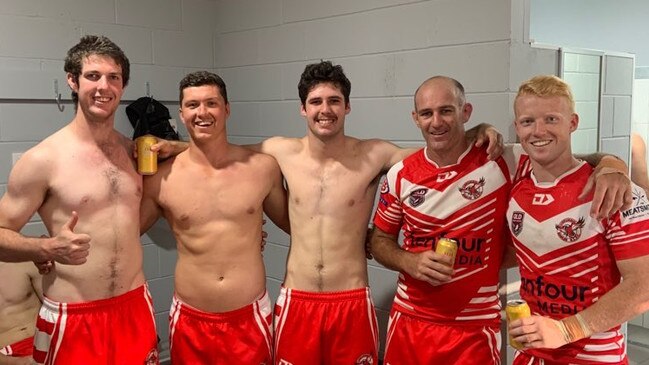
[126,97,180,140]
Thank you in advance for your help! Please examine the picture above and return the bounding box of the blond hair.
[515,75,575,113]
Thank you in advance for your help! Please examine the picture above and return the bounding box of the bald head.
[414,76,466,111]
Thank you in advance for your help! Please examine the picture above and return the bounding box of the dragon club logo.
[409,188,427,207]
[459,177,486,200]
[356,354,374,365]
[511,211,525,236]
[555,217,586,242]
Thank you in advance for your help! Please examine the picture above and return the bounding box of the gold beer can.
[506,299,531,350]
[136,135,158,175]
[435,237,458,267]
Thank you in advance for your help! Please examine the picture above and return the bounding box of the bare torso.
[38,127,144,302]
[148,145,278,312]
[267,136,394,292]
[0,262,41,347]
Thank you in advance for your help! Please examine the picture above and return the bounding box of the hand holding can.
[435,238,458,268]
[136,135,158,175]
[506,299,531,349]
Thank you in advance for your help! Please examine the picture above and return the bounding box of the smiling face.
[514,94,578,169]
[412,78,472,166]
[179,84,230,142]
[67,54,124,123]
[301,82,351,140]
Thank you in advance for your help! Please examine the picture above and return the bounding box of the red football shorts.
[169,290,273,365]
[33,285,158,365]
[384,308,501,365]
[274,286,378,365]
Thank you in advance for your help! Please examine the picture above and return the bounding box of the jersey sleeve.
[373,161,404,235]
[605,183,649,261]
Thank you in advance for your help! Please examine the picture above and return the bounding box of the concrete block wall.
[1,0,606,362]
[0,0,214,357]
[600,55,635,164]
[215,0,558,359]
[563,52,602,154]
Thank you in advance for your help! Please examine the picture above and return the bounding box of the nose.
[196,103,209,116]
[96,75,109,90]
[321,100,333,113]
[431,112,444,127]
[533,119,547,135]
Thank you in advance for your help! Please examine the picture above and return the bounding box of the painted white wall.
[2,0,637,363]
[529,0,649,78]
[0,0,218,359]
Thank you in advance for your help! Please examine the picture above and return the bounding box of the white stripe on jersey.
[545,254,598,276]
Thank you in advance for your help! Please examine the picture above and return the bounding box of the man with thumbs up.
[0,35,159,364]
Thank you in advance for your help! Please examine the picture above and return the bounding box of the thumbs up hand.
[45,211,91,265]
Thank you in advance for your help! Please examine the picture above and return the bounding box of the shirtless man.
[255,61,509,364]
[0,35,158,364]
[140,71,289,365]
[0,262,42,365]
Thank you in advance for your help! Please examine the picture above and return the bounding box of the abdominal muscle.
[173,233,266,313]
[284,214,369,292]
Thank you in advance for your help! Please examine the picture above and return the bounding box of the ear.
[66,72,78,93]
[345,102,351,115]
[462,103,473,124]
[300,103,307,117]
[178,109,188,128]
[411,110,421,129]
[569,113,579,132]
[225,103,231,119]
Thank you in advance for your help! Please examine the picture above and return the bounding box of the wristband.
[559,313,592,343]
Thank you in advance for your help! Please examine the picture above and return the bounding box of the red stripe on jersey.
[507,162,649,364]
[373,146,511,326]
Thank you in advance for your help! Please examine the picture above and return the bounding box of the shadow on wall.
[145,219,176,250]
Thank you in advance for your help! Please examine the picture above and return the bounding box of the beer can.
[506,299,531,350]
[435,237,458,267]
[136,135,158,175]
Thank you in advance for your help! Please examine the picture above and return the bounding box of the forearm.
[370,229,411,272]
[577,276,649,335]
[577,153,627,173]
[0,228,49,262]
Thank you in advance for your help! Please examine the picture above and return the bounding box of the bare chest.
[159,167,268,227]
[47,149,142,213]
[284,162,379,214]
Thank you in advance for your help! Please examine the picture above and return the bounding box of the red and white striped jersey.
[373,145,512,326]
[507,161,649,364]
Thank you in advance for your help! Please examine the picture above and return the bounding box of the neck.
[425,139,470,167]
[187,133,230,166]
[305,133,347,160]
[69,112,116,143]
[531,153,581,183]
